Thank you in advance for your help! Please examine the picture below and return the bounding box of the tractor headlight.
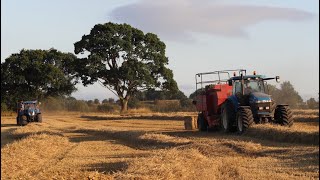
[259,107,263,110]
[265,106,269,110]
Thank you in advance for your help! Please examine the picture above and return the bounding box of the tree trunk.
[120,99,128,113]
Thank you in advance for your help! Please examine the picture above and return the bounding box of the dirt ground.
[1,110,319,179]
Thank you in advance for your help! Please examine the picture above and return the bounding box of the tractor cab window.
[232,81,242,95]
[24,104,35,109]
[243,80,265,94]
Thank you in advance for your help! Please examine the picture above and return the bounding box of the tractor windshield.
[24,103,35,109]
[244,80,265,94]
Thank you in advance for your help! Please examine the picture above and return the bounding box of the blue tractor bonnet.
[249,92,272,103]
[23,100,37,104]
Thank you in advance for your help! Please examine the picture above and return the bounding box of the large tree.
[73,22,178,112]
[277,81,303,108]
[306,97,318,109]
[1,49,77,110]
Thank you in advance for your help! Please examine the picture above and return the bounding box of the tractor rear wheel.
[19,115,28,126]
[274,105,293,127]
[221,101,237,132]
[197,113,208,131]
[16,116,20,125]
[236,107,254,134]
[37,114,43,123]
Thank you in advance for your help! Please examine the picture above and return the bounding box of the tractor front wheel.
[37,114,43,123]
[19,115,28,126]
[236,107,254,134]
[197,113,208,131]
[274,105,293,127]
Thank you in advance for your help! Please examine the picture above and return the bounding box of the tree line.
[267,82,318,109]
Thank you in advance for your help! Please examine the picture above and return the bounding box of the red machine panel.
[195,84,232,115]
[195,94,207,111]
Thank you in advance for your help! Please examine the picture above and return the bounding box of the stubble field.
[1,109,319,179]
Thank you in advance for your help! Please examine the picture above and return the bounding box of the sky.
[2,0,319,101]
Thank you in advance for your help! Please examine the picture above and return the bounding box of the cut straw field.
[1,109,319,179]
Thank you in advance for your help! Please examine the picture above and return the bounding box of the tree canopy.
[267,81,303,108]
[1,49,77,110]
[73,22,178,112]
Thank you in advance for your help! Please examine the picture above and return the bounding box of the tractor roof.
[23,100,38,104]
[229,75,266,81]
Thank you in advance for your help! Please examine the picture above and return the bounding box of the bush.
[66,100,90,112]
[1,103,8,112]
[97,103,116,113]
[42,97,65,111]
[152,100,181,112]
[128,97,143,109]
[180,98,196,112]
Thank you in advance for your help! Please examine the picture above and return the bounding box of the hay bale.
[193,116,198,129]
[184,116,198,130]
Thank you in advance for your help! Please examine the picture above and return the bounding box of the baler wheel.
[275,105,293,127]
[16,116,20,125]
[197,114,208,131]
[221,101,237,132]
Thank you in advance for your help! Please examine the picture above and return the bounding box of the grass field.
[1,109,319,179]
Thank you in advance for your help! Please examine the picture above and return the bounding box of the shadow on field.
[86,161,128,174]
[294,116,319,123]
[162,128,319,146]
[1,128,18,148]
[1,123,17,127]
[66,129,191,150]
[81,115,186,121]
[11,131,64,141]
[244,126,319,145]
[279,150,319,173]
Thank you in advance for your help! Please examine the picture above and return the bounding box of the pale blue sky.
[2,0,319,101]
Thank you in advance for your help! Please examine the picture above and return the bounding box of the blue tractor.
[16,101,42,126]
[221,69,293,134]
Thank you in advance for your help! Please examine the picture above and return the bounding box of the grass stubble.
[1,109,319,179]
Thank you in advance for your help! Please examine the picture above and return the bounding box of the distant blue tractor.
[16,101,42,126]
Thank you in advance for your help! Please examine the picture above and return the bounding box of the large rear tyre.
[16,116,20,125]
[19,115,28,126]
[36,114,42,123]
[221,101,237,132]
[274,105,293,127]
[197,113,208,131]
[236,107,254,134]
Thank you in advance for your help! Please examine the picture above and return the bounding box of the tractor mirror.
[275,76,280,83]
[228,80,232,86]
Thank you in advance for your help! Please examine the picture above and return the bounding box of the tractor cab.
[226,71,280,124]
